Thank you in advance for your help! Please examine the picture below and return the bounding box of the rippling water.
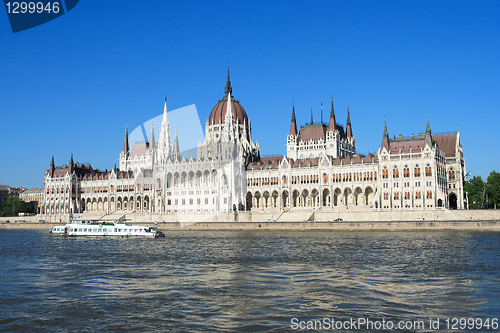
[0,230,499,332]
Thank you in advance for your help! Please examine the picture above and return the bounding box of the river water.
[0,229,499,332]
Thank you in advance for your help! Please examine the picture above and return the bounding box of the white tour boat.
[50,219,165,238]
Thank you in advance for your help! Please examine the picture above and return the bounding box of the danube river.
[0,230,499,332]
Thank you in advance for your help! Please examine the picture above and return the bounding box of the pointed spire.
[310,108,313,125]
[122,125,129,154]
[174,128,180,157]
[49,155,55,177]
[425,115,431,136]
[382,118,390,151]
[383,118,389,139]
[424,115,433,148]
[225,65,232,95]
[346,106,353,138]
[149,122,155,151]
[290,101,298,136]
[328,97,337,132]
[69,153,74,174]
[158,98,173,160]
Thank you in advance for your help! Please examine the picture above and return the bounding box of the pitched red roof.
[433,134,457,157]
[130,142,148,158]
[389,139,424,154]
[299,124,327,142]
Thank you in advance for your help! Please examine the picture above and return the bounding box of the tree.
[464,176,485,209]
[0,197,33,216]
[486,170,500,209]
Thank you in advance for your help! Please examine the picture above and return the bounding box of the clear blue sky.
[1,0,499,189]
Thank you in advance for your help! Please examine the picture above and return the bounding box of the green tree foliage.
[464,176,485,209]
[0,197,33,216]
[486,170,500,209]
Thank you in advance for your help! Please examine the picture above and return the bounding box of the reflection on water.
[0,230,499,332]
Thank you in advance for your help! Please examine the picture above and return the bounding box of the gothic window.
[414,165,421,177]
[393,166,399,178]
[382,167,388,179]
[425,164,432,177]
[403,165,410,178]
[448,168,455,181]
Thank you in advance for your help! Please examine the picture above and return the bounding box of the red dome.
[207,68,249,125]
[208,95,249,125]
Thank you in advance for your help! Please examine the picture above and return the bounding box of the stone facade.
[246,116,466,212]
[41,70,467,220]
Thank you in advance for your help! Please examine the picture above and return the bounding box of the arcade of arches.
[246,186,375,209]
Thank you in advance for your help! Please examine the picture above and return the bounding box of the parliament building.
[41,70,467,219]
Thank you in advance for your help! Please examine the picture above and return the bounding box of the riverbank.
[2,209,500,231]
[2,220,500,231]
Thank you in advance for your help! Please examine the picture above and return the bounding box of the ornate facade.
[246,115,466,211]
[41,70,467,219]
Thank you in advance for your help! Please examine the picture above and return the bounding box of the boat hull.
[50,221,165,238]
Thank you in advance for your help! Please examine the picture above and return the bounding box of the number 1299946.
[5,2,60,14]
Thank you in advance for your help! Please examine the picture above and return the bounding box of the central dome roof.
[207,69,249,125]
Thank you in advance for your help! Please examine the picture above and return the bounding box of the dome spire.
[225,64,232,95]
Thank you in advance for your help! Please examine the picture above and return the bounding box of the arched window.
[393,166,399,178]
[448,168,455,181]
[403,165,410,178]
[425,164,432,177]
[414,165,421,177]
